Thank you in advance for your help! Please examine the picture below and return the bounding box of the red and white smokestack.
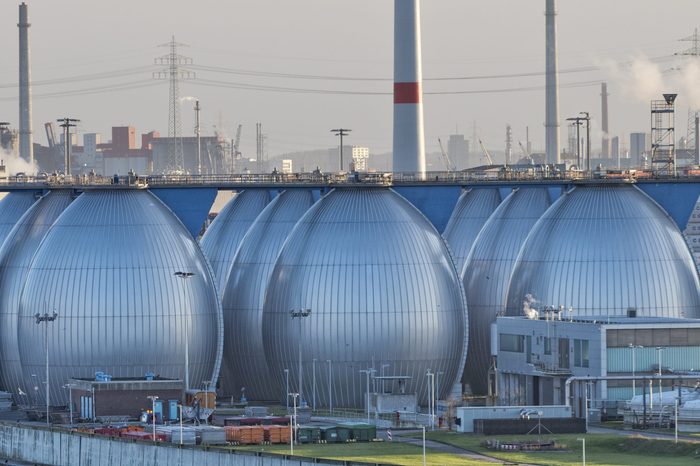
[393,0,426,177]
[18,2,34,166]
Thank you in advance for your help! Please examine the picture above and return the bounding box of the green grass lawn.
[232,442,487,465]
[419,431,700,466]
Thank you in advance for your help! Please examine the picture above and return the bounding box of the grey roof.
[506,184,700,319]
[443,188,501,272]
[222,189,315,400]
[262,187,467,408]
[0,190,75,399]
[16,190,223,406]
[200,190,271,293]
[462,187,551,395]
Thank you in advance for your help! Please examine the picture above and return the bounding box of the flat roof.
[497,315,700,326]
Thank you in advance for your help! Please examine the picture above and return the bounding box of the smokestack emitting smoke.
[18,2,33,166]
[393,0,426,177]
[601,82,610,158]
[545,0,560,164]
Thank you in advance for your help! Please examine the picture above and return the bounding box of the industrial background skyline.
[0,0,698,167]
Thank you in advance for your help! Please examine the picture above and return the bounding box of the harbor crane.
[518,141,534,164]
[233,124,243,159]
[478,139,494,166]
[437,138,456,172]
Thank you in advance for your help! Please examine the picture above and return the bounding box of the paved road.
[588,424,700,443]
[379,429,535,465]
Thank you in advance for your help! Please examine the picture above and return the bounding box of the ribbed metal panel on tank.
[506,185,700,318]
[17,190,223,406]
[0,191,40,245]
[443,188,501,272]
[0,191,75,399]
[262,188,467,408]
[200,190,271,293]
[462,187,551,395]
[223,189,315,400]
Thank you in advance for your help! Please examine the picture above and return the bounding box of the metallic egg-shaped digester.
[263,188,467,408]
[17,190,223,406]
[223,189,315,400]
[443,188,501,272]
[462,187,551,395]
[200,190,271,293]
[506,184,700,319]
[0,191,75,400]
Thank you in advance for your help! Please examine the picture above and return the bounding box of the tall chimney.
[545,0,560,165]
[18,2,33,166]
[601,82,610,158]
[695,113,699,165]
[393,0,426,178]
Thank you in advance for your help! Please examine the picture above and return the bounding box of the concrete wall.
[0,423,363,466]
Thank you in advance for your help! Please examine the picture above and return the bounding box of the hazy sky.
[0,0,698,161]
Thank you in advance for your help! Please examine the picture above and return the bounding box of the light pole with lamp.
[381,364,390,394]
[288,392,299,455]
[578,437,586,466]
[656,346,666,409]
[174,271,195,390]
[62,384,75,426]
[147,395,159,442]
[629,344,643,398]
[35,311,58,427]
[426,369,435,430]
[290,309,311,405]
[359,369,376,424]
[326,360,332,413]
[177,403,184,444]
[284,369,289,409]
[312,359,317,411]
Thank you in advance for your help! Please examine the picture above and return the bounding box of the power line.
[0,80,162,102]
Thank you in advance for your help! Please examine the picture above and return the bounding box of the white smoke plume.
[522,293,539,320]
[602,55,700,109]
[1,148,38,176]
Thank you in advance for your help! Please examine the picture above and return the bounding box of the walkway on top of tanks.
[0,170,696,191]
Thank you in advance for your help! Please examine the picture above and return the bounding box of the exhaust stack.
[545,0,560,164]
[18,2,33,165]
[393,0,426,177]
[601,82,610,158]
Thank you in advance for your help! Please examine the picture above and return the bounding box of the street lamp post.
[578,437,586,466]
[359,369,376,424]
[326,360,332,413]
[147,395,159,442]
[381,364,390,394]
[629,344,643,398]
[174,272,195,390]
[178,403,184,444]
[288,392,299,455]
[284,369,289,409]
[290,309,311,405]
[312,359,317,411]
[426,370,435,430]
[35,311,58,427]
[62,384,74,426]
[656,346,666,409]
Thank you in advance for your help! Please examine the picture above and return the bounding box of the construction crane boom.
[437,138,456,172]
[233,124,242,159]
[518,141,534,164]
[478,139,494,165]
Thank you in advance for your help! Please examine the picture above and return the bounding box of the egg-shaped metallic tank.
[443,188,501,272]
[262,188,467,408]
[0,191,40,245]
[506,185,700,318]
[200,190,271,293]
[462,187,551,395]
[17,190,223,406]
[0,190,75,399]
[223,189,315,400]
